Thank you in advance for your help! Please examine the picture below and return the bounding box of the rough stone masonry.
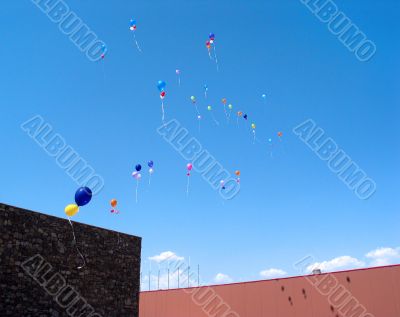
[0,203,141,316]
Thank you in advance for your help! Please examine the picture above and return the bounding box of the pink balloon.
[132,171,138,178]
[187,163,193,171]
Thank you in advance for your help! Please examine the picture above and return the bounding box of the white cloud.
[260,268,287,279]
[148,251,184,263]
[307,256,365,273]
[214,273,233,284]
[365,247,400,266]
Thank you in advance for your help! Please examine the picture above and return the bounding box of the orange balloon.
[110,199,117,208]
[235,170,241,176]
[237,111,243,117]
[278,131,283,137]
[222,98,227,104]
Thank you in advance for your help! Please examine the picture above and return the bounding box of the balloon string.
[208,49,212,60]
[223,105,229,123]
[161,101,165,122]
[253,131,256,144]
[135,179,139,203]
[213,45,219,72]
[67,217,86,270]
[186,176,190,196]
[178,76,181,86]
[101,60,106,86]
[149,173,152,186]
[211,113,220,126]
[133,33,142,52]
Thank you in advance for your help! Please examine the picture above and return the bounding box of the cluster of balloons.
[220,170,241,190]
[129,19,137,31]
[157,80,167,121]
[132,161,155,202]
[110,199,119,214]
[205,33,219,70]
[101,44,107,59]
[205,33,215,52]
[129,18,142,52]
[65,187,92,217]
[235,170,241,183]
[186,163,193,195]
[186,163,193,176]
[133,161,155,176]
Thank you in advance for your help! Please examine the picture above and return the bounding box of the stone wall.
[0,203,141,317]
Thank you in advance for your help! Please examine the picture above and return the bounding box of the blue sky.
[1,0,399,288]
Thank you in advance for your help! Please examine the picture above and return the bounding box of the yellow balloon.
[251,123,256,129]
[65,204,79,217]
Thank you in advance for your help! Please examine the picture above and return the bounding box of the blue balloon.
[243,114,248,120]
[74,187,92,207]
[130,19,136,27]
[135,164,142,172]
[209,33,215,40]
[148,160,154,168]
[157,80,166,92]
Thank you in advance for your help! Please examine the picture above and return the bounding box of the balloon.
[176,69,180,75]
[74,187,92,207]
[235,170,241,176]
[221,98,227,104]
[135,164,142,172]
[251,123,256,129]
[157,80,166,92]
[268,138,272,143]
[204,84,208,91]
[209,33,215,40]
[110,199,117,208]
[65,204,79,217]
[197,115,202,120]
[228,104,233,110]
[207,105,212,111]
[149,168,154,174]
[262,93,267,99]
[132,171,141,180]
[206,41,211,49]
[100,44,107,59]
[278,131,283,137]
[190,96,196,103]
[237,111,243,117]
[148,160,154,168]
[132,171,138,178]
[187,163,193,171]
[243,114,248,120]
[160,91,166,99]
[129,19,137,31]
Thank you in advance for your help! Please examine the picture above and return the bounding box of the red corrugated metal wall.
[140,265,400,317]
